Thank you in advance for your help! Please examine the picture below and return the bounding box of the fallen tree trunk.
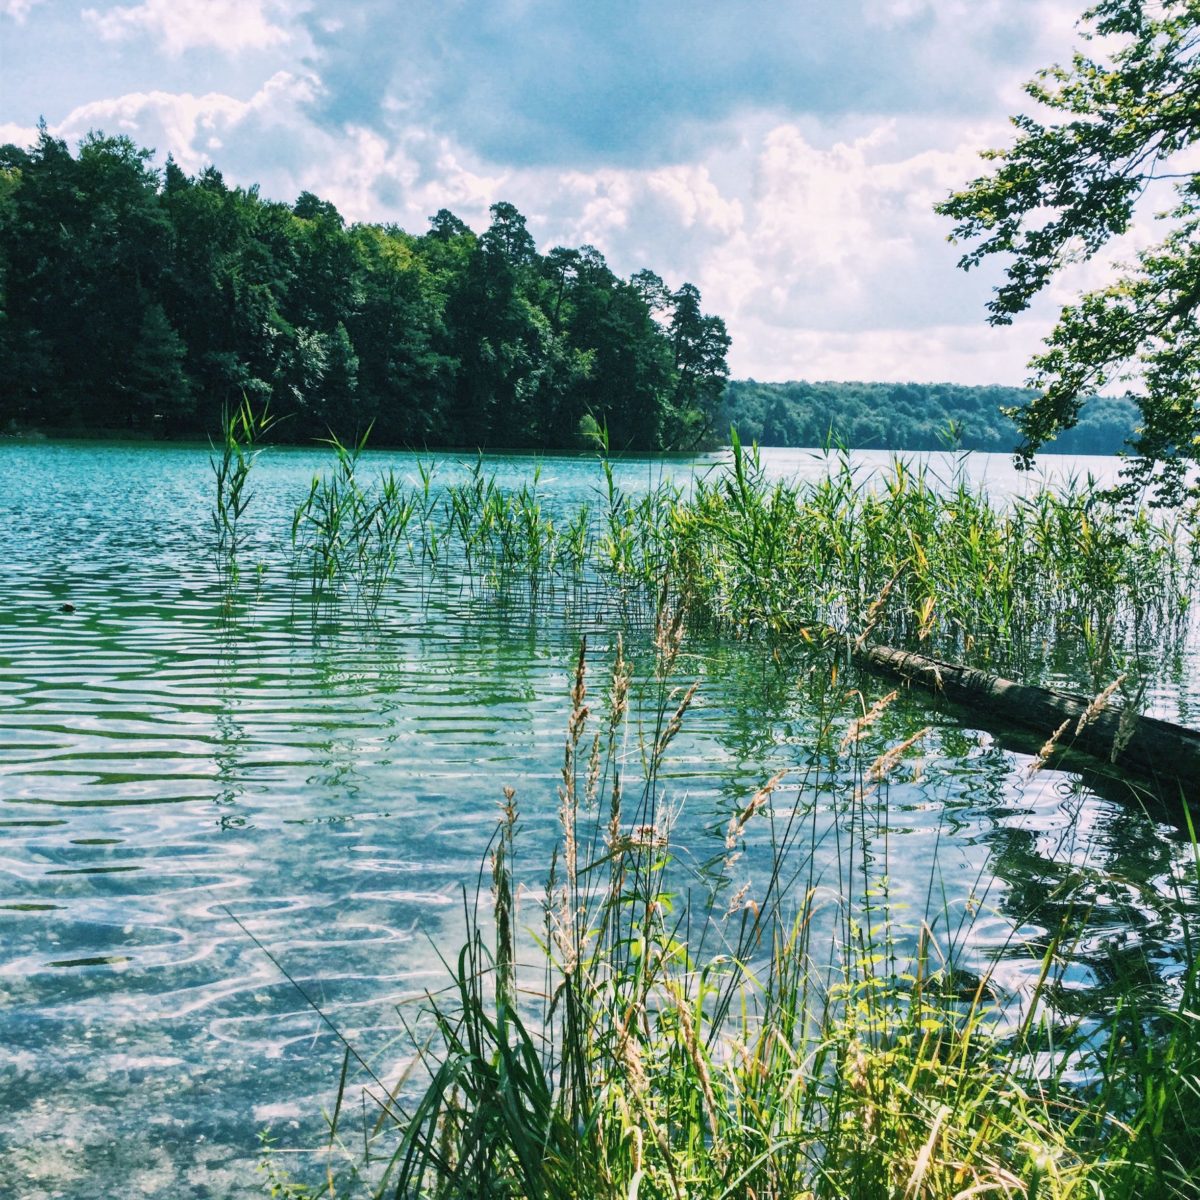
[855,644,1200,809]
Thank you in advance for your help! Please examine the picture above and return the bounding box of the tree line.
[721,379,1139,455]
[0,129,730,450]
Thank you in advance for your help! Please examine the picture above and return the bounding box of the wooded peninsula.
[0,130,730,451]
[721,379,1138,455]
[0,130,1139,457]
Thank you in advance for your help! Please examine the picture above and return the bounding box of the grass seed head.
[1075,674,1126,736]
[1030,718,1071,775]
[866,727,931,784]
[841,689,900,752]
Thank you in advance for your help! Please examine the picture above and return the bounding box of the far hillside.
[720,380,1139,456]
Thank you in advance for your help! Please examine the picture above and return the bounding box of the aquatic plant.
[654,442,1197,685]
[265,638,1200,1199]
[445,456,497,583]
[290,430,414,622]
[211,399,275,606]
[258,429,1195,700]
[262,434,1196,705]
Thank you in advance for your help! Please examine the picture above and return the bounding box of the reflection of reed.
[215,433,1198,713]
[311,639,1200,1200]
[3,441,1199,1198]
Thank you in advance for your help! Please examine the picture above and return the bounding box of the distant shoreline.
[1,420,1123,458]
[1,377,1137,458]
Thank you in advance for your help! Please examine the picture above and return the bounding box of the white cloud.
[55,89,249,169]
[646,165,744,237]
[0,0,44,20]
[730,319,1050,387]
[44,73,504,231]
[31,75,1095,388]
[52,71,318,171]
[83,0,296,55]
[499,119,1040,383]
[555,171,636,242]
[701,122,1051,381]
[0,120,40,146]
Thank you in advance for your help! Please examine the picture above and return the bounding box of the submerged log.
[856,645,1200,810]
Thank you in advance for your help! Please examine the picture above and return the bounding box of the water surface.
[0,441,1196,1198]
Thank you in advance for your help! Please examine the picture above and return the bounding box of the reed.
[210,399,274,605]
[444,456,497,583]
[289,430,414,622]
[655,441,1196,685]
[226,435,1195,687]
[262,637,1200,1200]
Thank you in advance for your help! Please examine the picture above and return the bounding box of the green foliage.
[722,378,1139,454]
[289,429,414,621]
[280,641,1200,1199]
[221,433,1195,707]
[938,0,1200,502]
[0,133,727,451]
[211,398,275,601]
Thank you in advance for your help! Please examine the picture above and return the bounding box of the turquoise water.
[0,441,1196,1198]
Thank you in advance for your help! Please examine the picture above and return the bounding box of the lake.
[1,441,1196,1198]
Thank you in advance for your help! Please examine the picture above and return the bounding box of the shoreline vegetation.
[0,374,1141,458]
[198,416,1200,1196]
[262,636,1200,1200]
[0,130,1141,459]
[720,380,1140,458]
[0,129,729,454]
[214,412,1196,697]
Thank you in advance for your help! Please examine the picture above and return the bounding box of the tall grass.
[289,431,413,622]
[214,432,1196,692]
[261,635,1199,1200]
[661,437,1196,686]
[206,437,1200,1195]
[210,399,275,606]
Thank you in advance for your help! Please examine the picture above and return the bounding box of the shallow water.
[0,441,1196,1198]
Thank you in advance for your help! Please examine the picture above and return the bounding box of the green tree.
[667,282,731,448]
[350,223,454,444]
[0,129,175,427]
[0,132,732,451]
[560,251,673,449]
[938,0,1200,502]
[443,201,546,445]
[120,302,191,425]
[718,379,1138,454]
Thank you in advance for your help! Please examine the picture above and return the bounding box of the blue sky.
[1,0,1087,384]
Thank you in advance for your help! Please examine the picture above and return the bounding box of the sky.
[0,0,1094,385]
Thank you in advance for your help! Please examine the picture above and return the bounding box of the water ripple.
[2,441,1197,1199]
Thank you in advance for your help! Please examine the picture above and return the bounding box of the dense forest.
[0,129,730,449]
[0,130,1144,458]
[721,379,1140,456]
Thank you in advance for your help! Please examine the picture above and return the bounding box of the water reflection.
[0,441,1196,1199]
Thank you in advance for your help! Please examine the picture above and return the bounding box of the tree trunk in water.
[856,645,1200,809]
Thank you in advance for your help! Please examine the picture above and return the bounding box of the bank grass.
[263,636,1200,1200]
[211,398,276,604]
[213,419,1195,689]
